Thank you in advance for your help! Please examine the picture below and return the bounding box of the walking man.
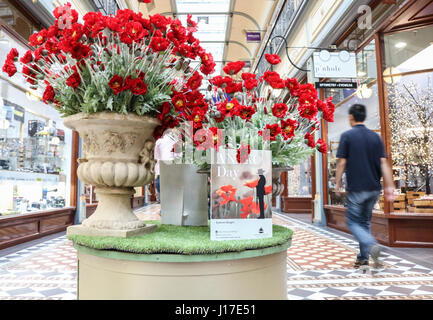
[335,104,395,268]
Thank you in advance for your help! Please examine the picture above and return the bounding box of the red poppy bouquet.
[193,54,335,167]
[1,3,215,125]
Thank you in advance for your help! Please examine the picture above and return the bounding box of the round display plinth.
[74,242,289,300]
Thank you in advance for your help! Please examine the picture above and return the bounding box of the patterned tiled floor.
[277,214,433,300]
[0,204,432,300]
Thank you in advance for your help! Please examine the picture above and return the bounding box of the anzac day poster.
[210,149,272,241]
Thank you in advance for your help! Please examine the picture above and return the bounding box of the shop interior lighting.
[26,91,40,102]
[0,119,10,130]
[383,67,401,84]
[357,71,367,77]
[50,137,60,145]
[356,84,373,99]
[395,42,407,49]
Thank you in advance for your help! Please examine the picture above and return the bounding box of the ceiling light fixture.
[356,84,373,99]
[395,42,407,49]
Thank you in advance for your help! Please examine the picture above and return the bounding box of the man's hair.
[349,104,367,122]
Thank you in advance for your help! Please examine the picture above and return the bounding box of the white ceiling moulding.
[221,0,235,64]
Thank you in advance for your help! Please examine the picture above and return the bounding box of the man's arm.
[381,158,395,202]
[335,158,346,195]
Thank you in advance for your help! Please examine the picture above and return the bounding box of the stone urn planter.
[64,112,160,237]
[272,166,293,198]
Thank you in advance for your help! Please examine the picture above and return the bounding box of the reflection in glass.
[384,25,433,213]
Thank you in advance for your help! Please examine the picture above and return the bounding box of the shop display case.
[0,99,68,217]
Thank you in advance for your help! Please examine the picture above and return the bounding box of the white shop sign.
[313,50,357,78]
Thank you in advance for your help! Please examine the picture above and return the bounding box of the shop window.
[384,25,433,213]
[0,99,70,216]
[326,39,382,208]
[0,28,72,217]
[287,158,312,197]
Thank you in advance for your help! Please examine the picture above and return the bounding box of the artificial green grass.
[68,221,293,255]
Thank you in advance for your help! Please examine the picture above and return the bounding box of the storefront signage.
[3,100,25,123]
[315,82,358,89]
[313,50,357,78]
[246,31,261,43]
[210,149,272,241]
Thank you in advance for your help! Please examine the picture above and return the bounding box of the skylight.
[176,0,230,13]
[176,0,231,75]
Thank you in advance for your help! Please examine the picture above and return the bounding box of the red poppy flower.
[235,105,256,121]
[262,70,285,89]
[217,99,240,118]
[225,81,243,94]
[323,97,335,122]
[244,180,259,188]
[265,185,272,195]
[108,75,125,95]
[298,83,318,100]
[298,103,318,120]
[150,14,172,30]
[223,61,245,75]
[66,72,81,89]
[149,37,170,52]
[220,185,237,193]
[305,132,316,148]
[20,50,33,64]
[259,123,282,141]
[241,73,256,81]
[265,53,282,65]
[316,139,327,154]
[209,127,223,150]
[189,107,206,129]
[200,53,216,75]
[186,14,198,32]
[62,23,84,42]
[280,119,297,140]
[172,93,187,111]
[45,37,60,54]
[127,78,148,95]
[237,144,251,164]
[70,43,91,60]
[6,48,19,61]
[42,85,55,103]
[53,2,78,23]
[186,71,203,90]
[217,185,237,205]
[272,103,288,118]
[244,78,258,90]
[29,30,47,46]
[239,197,267,217]
[83,11,106,38]
[2,60,17,77]
[157,102,171,121]
[285,78,299,96]
[211,75,232,88]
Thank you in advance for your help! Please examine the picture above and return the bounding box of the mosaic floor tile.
[0,205,432,300]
